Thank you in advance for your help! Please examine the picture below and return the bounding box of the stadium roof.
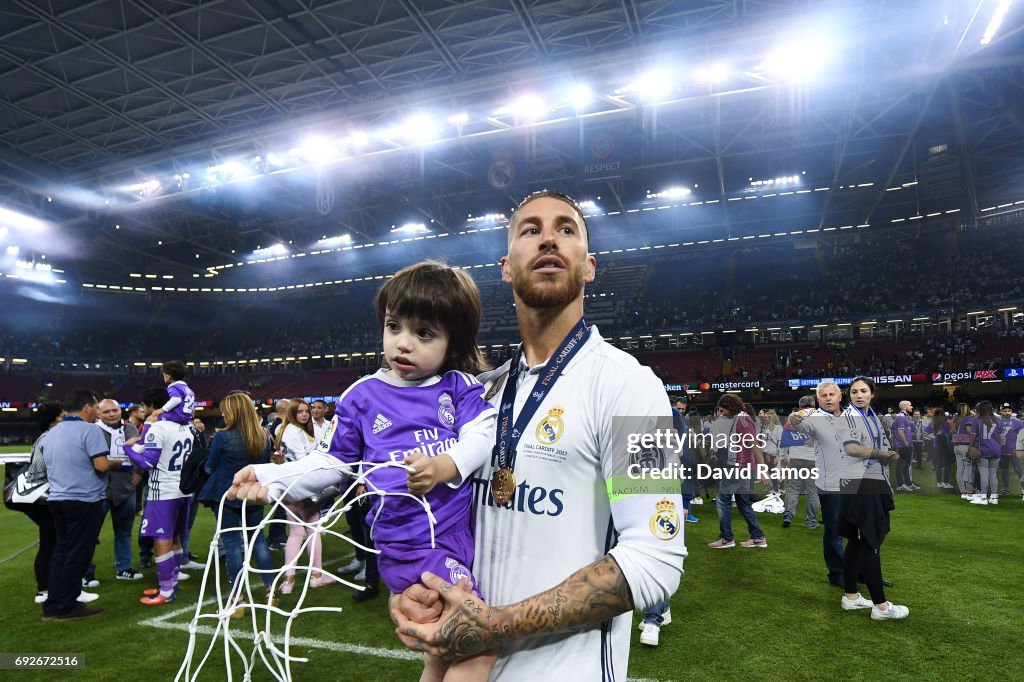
[1,0,1023,285]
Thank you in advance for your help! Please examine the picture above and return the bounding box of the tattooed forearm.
[423,555,633,660]
[506,554,633,640]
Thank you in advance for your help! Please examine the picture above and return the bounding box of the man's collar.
[520,324,602,375]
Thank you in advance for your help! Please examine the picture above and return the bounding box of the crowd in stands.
[2,224,1023,366]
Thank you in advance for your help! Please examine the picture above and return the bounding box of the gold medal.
[491,468,517,505]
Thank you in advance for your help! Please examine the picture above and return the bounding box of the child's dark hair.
[36,401,64,430]
[375,260,489,375]
[162,360,187,381]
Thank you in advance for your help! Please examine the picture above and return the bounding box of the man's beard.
[509,260,586,309]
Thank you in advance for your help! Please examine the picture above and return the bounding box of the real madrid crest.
[649,498,680,541]
[535,406,565,444]
[437,393,455,427]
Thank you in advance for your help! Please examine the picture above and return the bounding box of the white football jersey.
[143,420,193,501]
[473,327,686,682]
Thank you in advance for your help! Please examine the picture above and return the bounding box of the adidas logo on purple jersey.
[372,413,393,435]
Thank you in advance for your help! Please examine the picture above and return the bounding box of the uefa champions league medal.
[491,467,517,505]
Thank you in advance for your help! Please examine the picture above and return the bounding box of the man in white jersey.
[124,417,195,605]
[390,190,688,679]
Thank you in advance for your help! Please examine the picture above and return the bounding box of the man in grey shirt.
[95,399,143,581]
[781,396,821,529]
[789,382,846,587]
[41,389,132,621]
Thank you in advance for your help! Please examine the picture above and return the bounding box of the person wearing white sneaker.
[925,409,954,489]
[870,602,909,620]
[338,556,365,574]
[840,593,873,610]
[77,590,99,603]
[638,604,671,646]
[973,402,1006,505]
[951,403,978,499]
[890,400,915,494]
[95,399,143,588]
[837,378,902,616]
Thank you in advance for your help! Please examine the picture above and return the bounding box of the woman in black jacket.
[198,392,274,608]
[6,402,64,604]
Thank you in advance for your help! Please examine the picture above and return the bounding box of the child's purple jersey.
[325,369,493,546]
[160,380,195,424]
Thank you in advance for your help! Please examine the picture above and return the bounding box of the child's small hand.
[405,452,438,495]
[146,408,164,424]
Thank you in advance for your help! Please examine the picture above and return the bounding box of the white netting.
[175,460,435,682]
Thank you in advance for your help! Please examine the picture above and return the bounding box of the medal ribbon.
[494,319,590,472]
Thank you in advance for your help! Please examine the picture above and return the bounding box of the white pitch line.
[139,600,420,661]
[137,572,667,680]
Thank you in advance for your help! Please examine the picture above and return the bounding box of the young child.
[245,260,497,681]
[147,361,196,425]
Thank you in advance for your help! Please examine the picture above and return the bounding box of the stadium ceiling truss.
[1,0,1023,282]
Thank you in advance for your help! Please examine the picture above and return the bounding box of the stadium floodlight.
[760,39,829,80]
[15,259,52,272]
[317,234,352,247]
[126,179,161,194]
[578,199,598,211]
[296,135,343,165]
[647,186,691,200]
[350,130,369,148]
[391,222,428,234]
[694,62,730,84]
[447,112,469,125]
[5,245,19,256]
[569,84,594,111]
[620,69,676,102]
[750,174,801,188]
[206,160,252,183]
[249,243,288,260]
[981,0,1012,45]
[467,212,507,224]
[496,94,546,122]
[265,153,285,168]
[401,114,440,143]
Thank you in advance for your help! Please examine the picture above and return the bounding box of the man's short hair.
[509,189,590,245]
[815,381,841,397]
[162,360,187,381]
[798,395,816,408]
[65,388,98,413]
[311,399,327,407]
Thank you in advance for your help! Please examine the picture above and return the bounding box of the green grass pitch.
[1,444,1021,680]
